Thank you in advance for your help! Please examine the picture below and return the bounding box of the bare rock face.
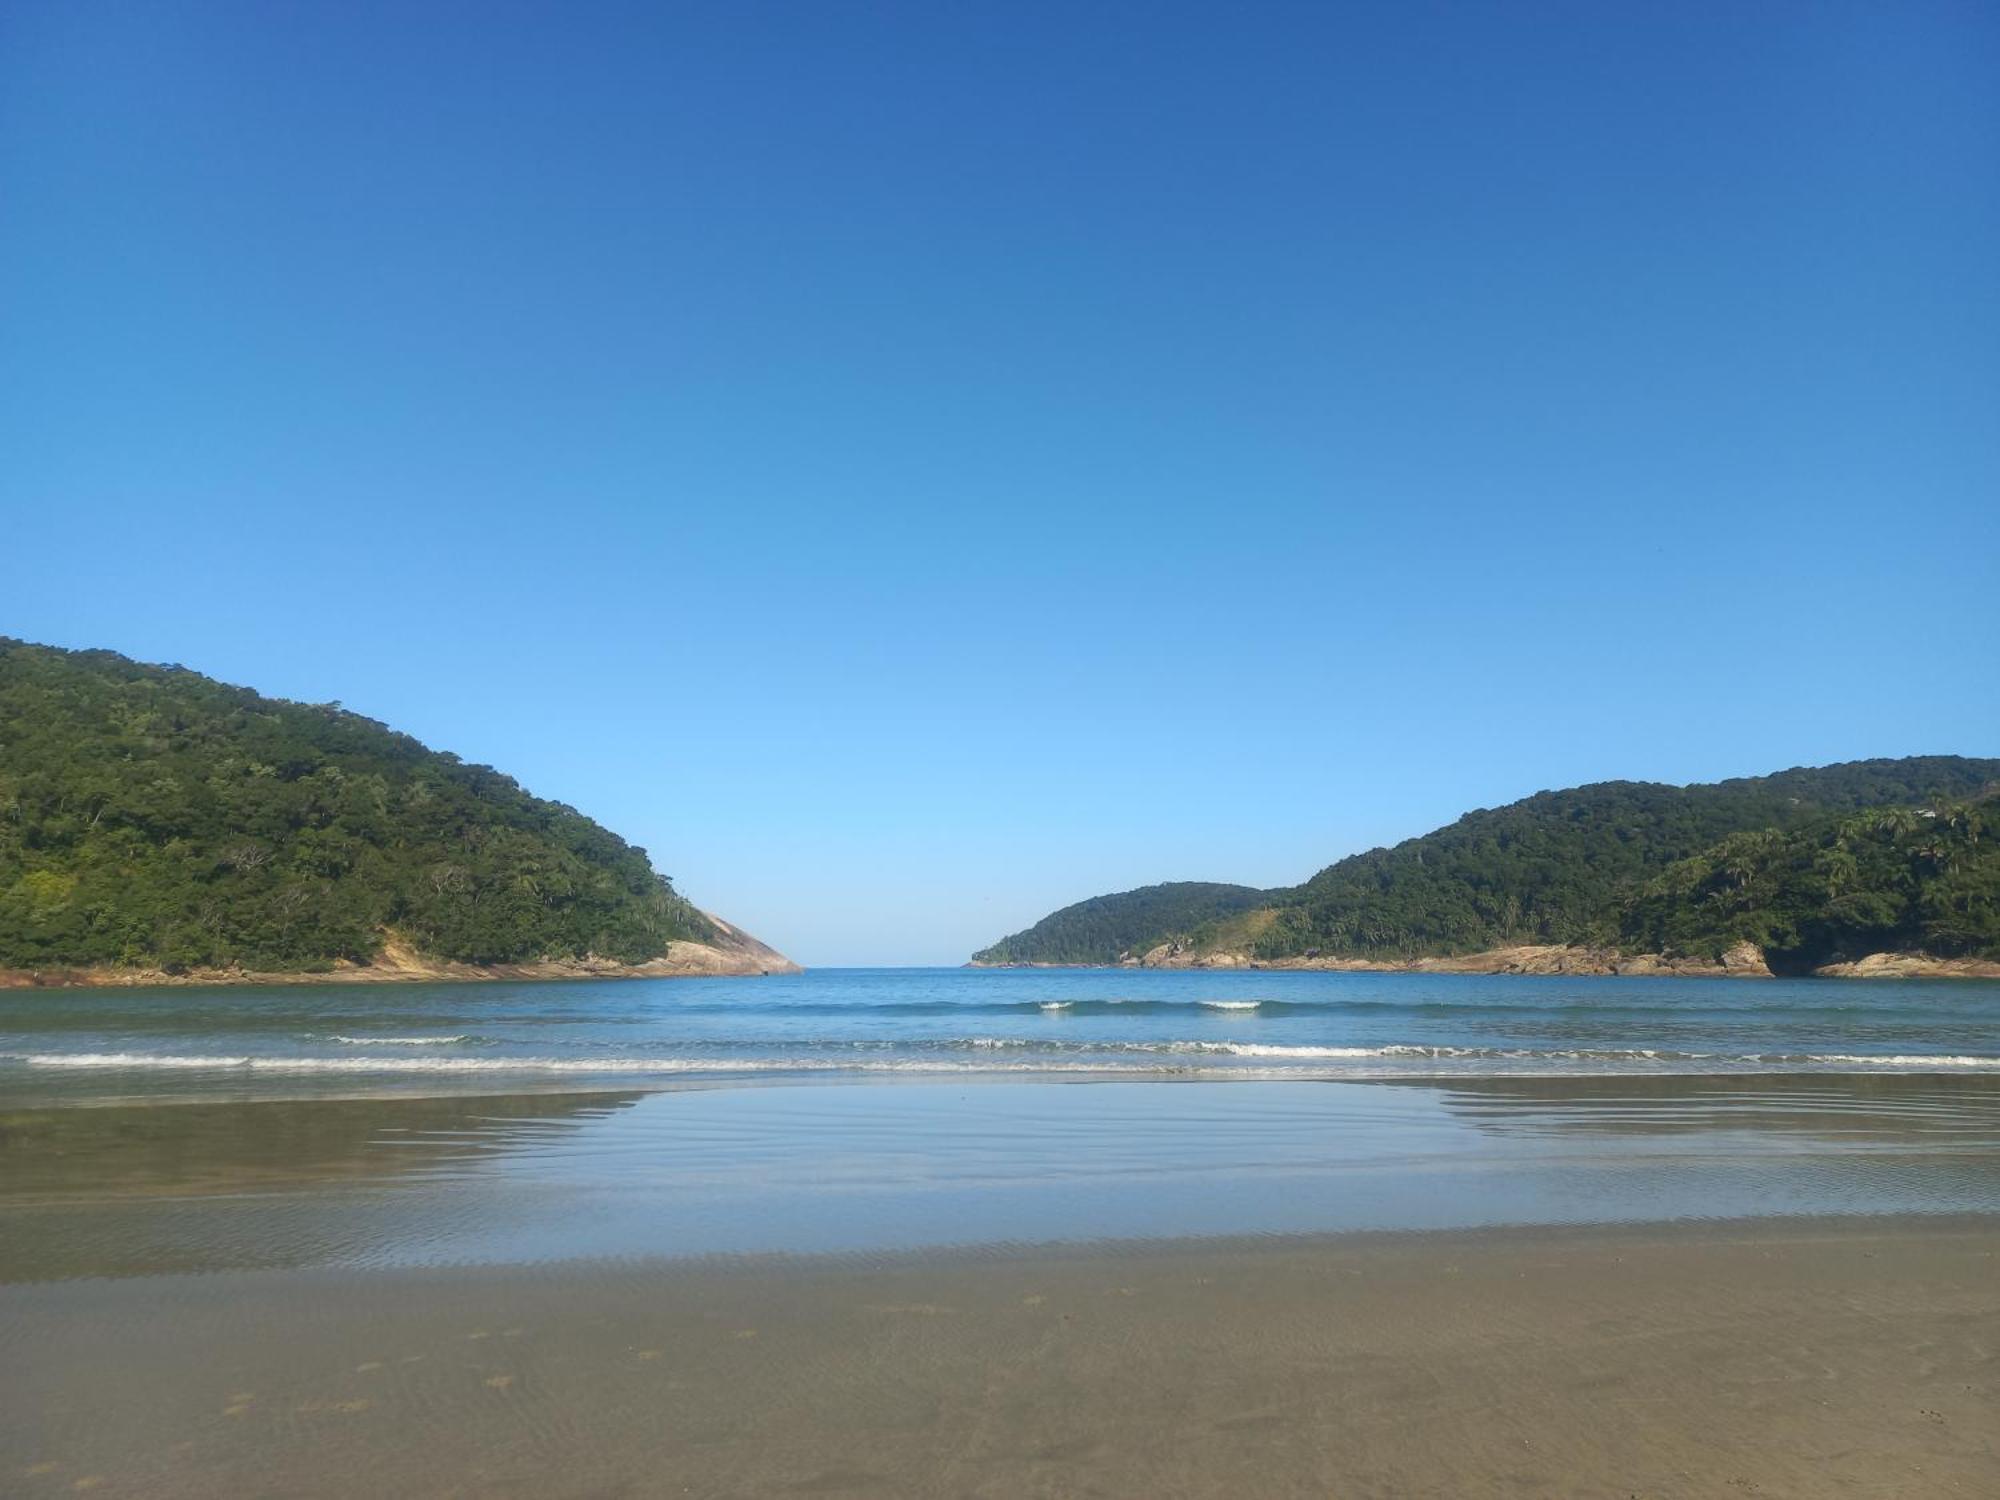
[1610,953,1670,976]
[1013,938,1994,982]
[1813,952,2000,979]
[681,912,803,976]
[1132,941,1782,978]
[1720,941,1772,976]
[1467,945,1616,976]
[1137,941,1255,969]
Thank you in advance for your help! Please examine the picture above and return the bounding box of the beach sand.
[6,1215,1996,1498]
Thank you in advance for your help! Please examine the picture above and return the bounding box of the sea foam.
[8,1044,1996,1077]
[2,1051,1191,1076]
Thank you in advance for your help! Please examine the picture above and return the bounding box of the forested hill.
[971,882,1270,966]
[972,758,2000,972]
[0,639,788,977]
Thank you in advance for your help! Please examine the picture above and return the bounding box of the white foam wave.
[1200,1000,1263,1011]
[1169,1043,1403,1058]
[950,1040,2000,1067]
[1,1051,1188,1077]
[324,1035,470,1046]
[1155,1042,2000,1065]
[8,1046,1996,1076]
[10,1052,247,1070]
[1038,1002,1073,1011]
[1777,1053,2000,1068]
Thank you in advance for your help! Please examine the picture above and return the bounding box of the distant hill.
[971,882,1270,966]
[0,639,794,980]
[972,758,2000,975]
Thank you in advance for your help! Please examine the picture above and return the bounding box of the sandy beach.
[7,975,1999,1497]
[6,1216,1996,1498]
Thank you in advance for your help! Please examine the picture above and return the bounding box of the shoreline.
[8,1214,1997,1496]
[0,918,802,990]
[0,948,797,989]
[970,942,2000,980]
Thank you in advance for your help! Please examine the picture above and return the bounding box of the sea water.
[4,966,1999,1104]
[4,969,1997,1277]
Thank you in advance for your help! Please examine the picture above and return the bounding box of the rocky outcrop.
[1810,952,2000,980]
[0,913,799,989]
[976,940,1989,979]
[1608,942,1773,978]
[1134,939,1251,969]
[1114,941,1767,977]
[997,939,1996,979]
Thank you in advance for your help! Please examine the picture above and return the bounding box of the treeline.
[0,640,712,972]
[975,759,2000,968]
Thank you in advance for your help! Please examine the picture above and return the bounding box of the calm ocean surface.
[5,966,2000,1104]
[5,968,1998,1276]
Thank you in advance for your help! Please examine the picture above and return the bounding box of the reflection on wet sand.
[1415,1070,2000,1140]
[0,1092,646,1281]
[0,1089,648,1199]
[5,1073,1999,1283]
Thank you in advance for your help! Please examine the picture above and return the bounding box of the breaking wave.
[7,1043,1999,1077]
[1,1051,1193,1077]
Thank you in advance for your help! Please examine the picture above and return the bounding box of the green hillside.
[0,639,715,973]
[972,882,1269,966]
[974,759,2000,969]
[1620,799,2000,973]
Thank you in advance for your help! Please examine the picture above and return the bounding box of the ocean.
[6,965,2000,1103]
[8,966,2000,1497]
[4,968,1999,1276]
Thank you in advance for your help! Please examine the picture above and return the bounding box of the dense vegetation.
[974,759,2000,968]
[0,640,712,973]
[1621,799,2000,974]
[972,882,1269,965]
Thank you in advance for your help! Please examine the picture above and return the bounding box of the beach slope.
[7,1217,1996,1498]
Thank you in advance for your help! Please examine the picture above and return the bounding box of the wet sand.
[6,1215,1997,1498]
[6,1075,1997,1494]
[7,1076,2000,1282]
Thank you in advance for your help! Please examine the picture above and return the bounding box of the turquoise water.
[4,966,1999,1104]
[4,969,1999,1275]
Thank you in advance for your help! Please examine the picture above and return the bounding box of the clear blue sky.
[3,2,1996,965]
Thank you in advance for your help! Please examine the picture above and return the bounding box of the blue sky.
[3,2,1996,965]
